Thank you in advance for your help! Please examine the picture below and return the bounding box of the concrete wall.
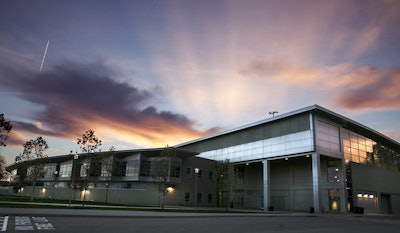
[16,156,217,208]
[351,162,400,214]
[269,157,313,211]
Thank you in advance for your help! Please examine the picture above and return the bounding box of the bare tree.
[151,145,178,210]
[16,136,49,201]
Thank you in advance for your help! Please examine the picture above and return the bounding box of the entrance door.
[380,194,392,214]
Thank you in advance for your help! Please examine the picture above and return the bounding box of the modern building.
[176,105,400,214]
[6,105,400,214]
[7,148,217,208]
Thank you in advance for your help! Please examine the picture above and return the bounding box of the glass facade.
[59,162,72,178]
[342,129,400,172]
[43,164,57,178]
[125,160,140,177]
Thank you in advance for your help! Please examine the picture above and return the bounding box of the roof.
[6,147,198,172]
[176,104,400,151]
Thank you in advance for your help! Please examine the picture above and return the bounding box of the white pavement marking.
[1,216,9,231]
[15,216,55,231]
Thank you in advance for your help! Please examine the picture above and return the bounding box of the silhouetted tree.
[0,113,12,147]
[215,159,239,211]
[77,129,102,153]
[76,129,102,207]
[151,145,178,210]
[16,136,49,201]
[0,113,12,180]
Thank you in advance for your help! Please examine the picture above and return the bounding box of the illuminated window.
[59,162,72,178]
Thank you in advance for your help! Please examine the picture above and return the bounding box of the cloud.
[240,59,400,110]
[334,67,400,109]
[1,61,220,148]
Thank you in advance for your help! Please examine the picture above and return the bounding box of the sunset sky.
[1,0,400,164]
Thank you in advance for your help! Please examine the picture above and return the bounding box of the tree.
[215,159,239,211]
[16,136,49,201]
[0,113,12,147]
[151,145,178,210]
[0,156,7,181]
[100,149,117,204]
[77,129,102,153]
[76,129,102,207]
[0,113,12,180]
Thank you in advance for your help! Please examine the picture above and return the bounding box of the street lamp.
[194,168,200,208]
[68,153,79,207]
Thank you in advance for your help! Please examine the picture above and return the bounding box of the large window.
[126,160,140,177]
[59,162,72,178]
[342,129,400,171]
[43,164,57,178]
[101,159,113,177]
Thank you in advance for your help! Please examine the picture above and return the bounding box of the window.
[197,193,202,204]
[140,160,151,176]
[26,165,44,179]
[185,192,190,202]
[80,161,90,177]
[170,160,181,178]
[208,193,213,203]
[43,164,57,178]
[208,171,214,181]
[126,160,140,177]
[186,167,192,178]
[59,163,72,178]
[115,161,127,176]
[327,160,340,183]
[101,160,113,177]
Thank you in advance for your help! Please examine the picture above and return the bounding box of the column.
[312,152,321,213]
[263,159,270,211]
[339,159,347,212]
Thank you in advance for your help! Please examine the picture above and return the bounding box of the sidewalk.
[1,200,399,224]
[0,200,308,217]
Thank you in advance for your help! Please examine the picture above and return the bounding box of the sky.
[1,0,400,165]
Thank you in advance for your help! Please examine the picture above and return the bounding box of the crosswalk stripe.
[1,216,8,231]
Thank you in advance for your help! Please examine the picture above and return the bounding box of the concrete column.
[263,159,270,211]
[312,153,321,213]
[339,159,347,212]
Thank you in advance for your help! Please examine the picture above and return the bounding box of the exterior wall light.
[167,187,174,193]
[369,194,374,199]
[357,193,363,198]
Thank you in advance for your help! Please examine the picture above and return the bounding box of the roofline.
[176,104,400,149]
[6,147,199,172]
[175,105,319,147]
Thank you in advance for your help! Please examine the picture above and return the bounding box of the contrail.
[39,40,50,72]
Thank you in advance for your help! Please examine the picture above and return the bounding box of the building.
[7,148,217,207]
[177,105,400,214]
[6,105,400,214]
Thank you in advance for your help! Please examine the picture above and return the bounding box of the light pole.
[52,170,58,199]
[68,153,79,207]
[194,168,200,208]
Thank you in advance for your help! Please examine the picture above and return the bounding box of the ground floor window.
[329,189,340,211]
